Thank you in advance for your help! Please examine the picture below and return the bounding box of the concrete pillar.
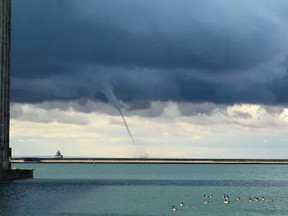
[0,0,11,171]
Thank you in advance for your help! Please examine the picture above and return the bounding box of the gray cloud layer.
[11,0,288,109]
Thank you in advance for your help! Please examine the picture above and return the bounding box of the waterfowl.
[224,200,230,204]
[203,200,209,205]
[172,206,177,211]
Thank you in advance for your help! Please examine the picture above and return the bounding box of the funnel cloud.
[102,83,136,145]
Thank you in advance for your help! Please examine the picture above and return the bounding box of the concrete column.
[0,0,11,171]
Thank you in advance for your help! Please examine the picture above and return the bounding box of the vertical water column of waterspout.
[102,81,136,145]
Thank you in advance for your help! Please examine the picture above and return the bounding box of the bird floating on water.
[172,206,177,211]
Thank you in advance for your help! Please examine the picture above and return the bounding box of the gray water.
[1,163,288,215]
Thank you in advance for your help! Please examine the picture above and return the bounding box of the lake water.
[1,163,288,215]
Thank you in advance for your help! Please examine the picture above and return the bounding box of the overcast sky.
[10,0,288,158]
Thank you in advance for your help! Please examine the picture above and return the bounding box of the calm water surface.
[1,163,288,215]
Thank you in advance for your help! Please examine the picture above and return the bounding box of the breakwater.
[11,158,288,164]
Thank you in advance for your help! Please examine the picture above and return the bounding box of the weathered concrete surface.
[0,0,11,171]
[0,169,33,182]
[0,0,33,181]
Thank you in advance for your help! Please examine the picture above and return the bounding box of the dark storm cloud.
[10,0,288,109]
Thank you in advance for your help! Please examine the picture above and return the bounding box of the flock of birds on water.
[171,194,272,212]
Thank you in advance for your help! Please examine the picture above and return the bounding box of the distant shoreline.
[11,158,288,164]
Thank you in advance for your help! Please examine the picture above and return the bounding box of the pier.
[11,157,288,165]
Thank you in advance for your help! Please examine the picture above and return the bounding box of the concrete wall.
[0,169,33,182]
[0,0,11,171]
